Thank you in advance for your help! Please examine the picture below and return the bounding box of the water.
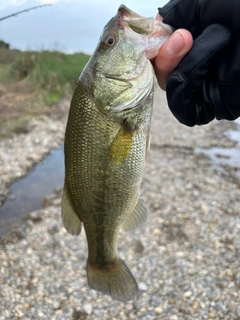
[196,119,240,179]
[0,145,64,237]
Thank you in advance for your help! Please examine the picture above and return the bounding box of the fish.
[61,4,172,302]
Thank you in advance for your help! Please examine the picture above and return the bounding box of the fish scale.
[66,84,148,219]
[61,4,172,301]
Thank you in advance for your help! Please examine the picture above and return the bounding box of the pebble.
[184,291,193,298]
[138,282,148,291]
[154,307,163,314]
[38,312,45,318]
[84,303,93,315]
[15,306,24,319]
[53,301,60,310]
[188,268,195,275]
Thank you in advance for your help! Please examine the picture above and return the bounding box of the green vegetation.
[0,46,90,137]
[0,40,9,49]
[0,48,90,102]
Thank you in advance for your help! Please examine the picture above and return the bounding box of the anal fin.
[61,184,82,235]
[121,195,148,232]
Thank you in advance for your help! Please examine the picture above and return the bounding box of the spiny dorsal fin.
[121,196,148,232]
[61,185,82,236]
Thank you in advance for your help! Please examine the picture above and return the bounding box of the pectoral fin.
[61,185,82,235]
[109,125,134,164]
[121,196,148,232]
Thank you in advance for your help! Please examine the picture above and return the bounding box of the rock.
[138,282,148,291]
[84,303,92,315]
[154,307,163,314]
[53,301,60,310]
[15,306,24,318]
[184,291,192,298]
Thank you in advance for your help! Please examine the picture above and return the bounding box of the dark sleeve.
[165,24,233,126]
[159,0,240,33]
[157,0,240,126]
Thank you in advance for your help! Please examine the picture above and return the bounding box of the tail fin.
[87,258,138,302]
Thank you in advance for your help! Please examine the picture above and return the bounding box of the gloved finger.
[166,24,231,126]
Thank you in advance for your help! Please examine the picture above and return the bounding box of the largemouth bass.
[61,4,172,302]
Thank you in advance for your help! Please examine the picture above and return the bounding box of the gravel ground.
[0,86,240,320]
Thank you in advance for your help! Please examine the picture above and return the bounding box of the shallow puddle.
[0,145,64,237]
[196,119,240,179]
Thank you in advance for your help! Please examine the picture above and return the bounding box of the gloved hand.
[158,0,240,126]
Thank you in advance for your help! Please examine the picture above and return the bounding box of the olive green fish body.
[61,5,172,301]
[63,82,152,300]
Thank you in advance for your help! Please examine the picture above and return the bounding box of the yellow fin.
[109,125,134,164]
[121,196,148,232]
[87,258,138,302]
[61,185,82,236]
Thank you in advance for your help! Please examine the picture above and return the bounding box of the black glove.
[158,0,240,126]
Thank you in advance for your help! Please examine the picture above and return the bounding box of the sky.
[0,0,169,54]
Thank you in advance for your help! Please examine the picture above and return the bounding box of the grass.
[0,48,90,102]
[0,47,90,137]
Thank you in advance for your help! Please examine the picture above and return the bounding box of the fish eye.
[104,36,116,47]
